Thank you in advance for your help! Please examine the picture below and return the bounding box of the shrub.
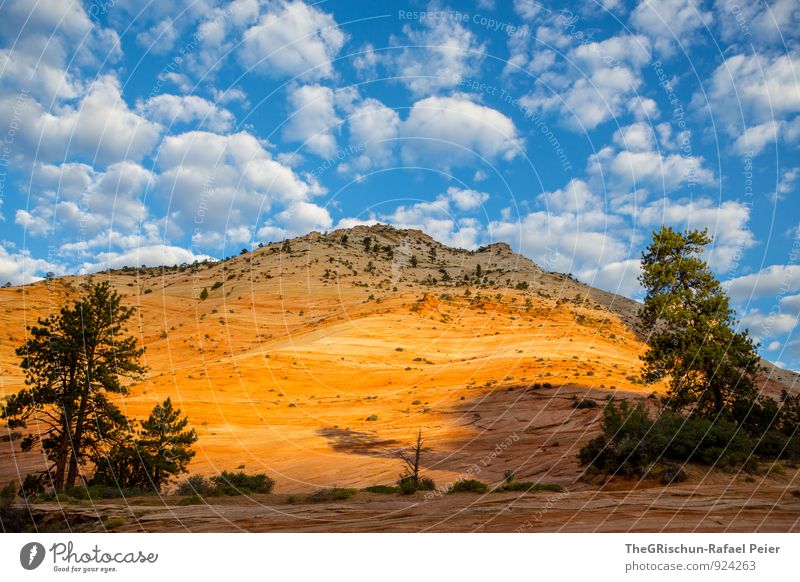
[177,475,212,496]
[19,473,45,498]
[178,494,204,506]
[306,487,356,502]
[364,485,400,494]
[578,399,759,476]
[365,414,378,421]
[199,288,209,301]
[398,475,436,494]
[659,463,687,485]
[572,399,599,409]
[448,479,489,493]
[211,281,223,290]
[500,481,566,493]
[210,471,275,495]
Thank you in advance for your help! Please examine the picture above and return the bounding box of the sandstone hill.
[1,224,797,495]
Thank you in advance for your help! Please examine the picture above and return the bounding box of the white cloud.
[446,187,489,211]
[588,137,715,193]
[16,161,155,251]
[733,120,779,155]
[702,50,800,145]
[775,167,799,200]
[345,98,400,170]
[724,264,800,302]
[631,0,713,57]
[84,245,215,271]
[713,0,800,47]
[0,243,62,286]
[389,9,486,97]
[139,94,235,132]
[156,130,322,245]
[739,303,799,343]
[24,76,162,165]
[638,198,755,272]
[401,95,523,167]
[513,0,542,20]
[282,84,339,157]
[240,0,346,80]
[521,34,652,130]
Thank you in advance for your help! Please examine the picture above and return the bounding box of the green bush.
[397,475,436,494]
[177,475,212,496]
[578,399,762,476]
[178,494,204,506]
[448,479,489,493]
[210,471,275,495]
[500,481,566,493]
[364,485,400,494]
[572,399,599,409]
[306,487,356,502]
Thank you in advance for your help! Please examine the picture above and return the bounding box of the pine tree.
[2,281,146,488]
[639,227,760,416]
[137,398,198,490]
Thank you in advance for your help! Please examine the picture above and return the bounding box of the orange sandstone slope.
[0,224,795,492]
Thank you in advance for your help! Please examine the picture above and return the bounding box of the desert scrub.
[448,479,489,493]
[209,471,275,495]
[306,487,356,502]
[363,485,400,494]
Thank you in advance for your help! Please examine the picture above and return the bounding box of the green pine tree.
[638,227,761,416]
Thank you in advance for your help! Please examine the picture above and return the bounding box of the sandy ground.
[1,225,798,531]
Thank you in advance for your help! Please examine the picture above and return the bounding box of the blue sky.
[0,0,799,368]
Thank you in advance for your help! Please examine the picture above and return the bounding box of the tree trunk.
[65,390,89,488]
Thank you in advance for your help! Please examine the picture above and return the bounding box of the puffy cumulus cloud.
[83,245,215,271]
[345,98,401,170]
[724,264,800,302]
[541,178,604,214]
[586,258,643,297]
[739,306,798,343]
[513,0,543,20]
[0,0,121,102]
[487,179,634,294]
[257,201,333,240]
[587,122,715,193]
[138,94,235,133]
[612,121,657,152]
[240,0,346,80]
[638,198,755,273]
[107,0,221,54]
[279,201,332,231]
[774,167,800,201]
[713,0,800,47]
[0,243,63,286]
[16,76,163,166]
[388,9,486,97]
[630,0,713,57]
[373,186,492,249]
[446,187,489,211]
[156,130,322,245]
[16,162,155,250]
[732,120,780,156]
[521,34,652,130]
[489,210,630,278]
[702,51,800,147]
[179,0,262,77]
[283,84,340,157]
[400,95,523,167]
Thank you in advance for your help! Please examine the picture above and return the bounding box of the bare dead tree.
[395,428,425,485]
